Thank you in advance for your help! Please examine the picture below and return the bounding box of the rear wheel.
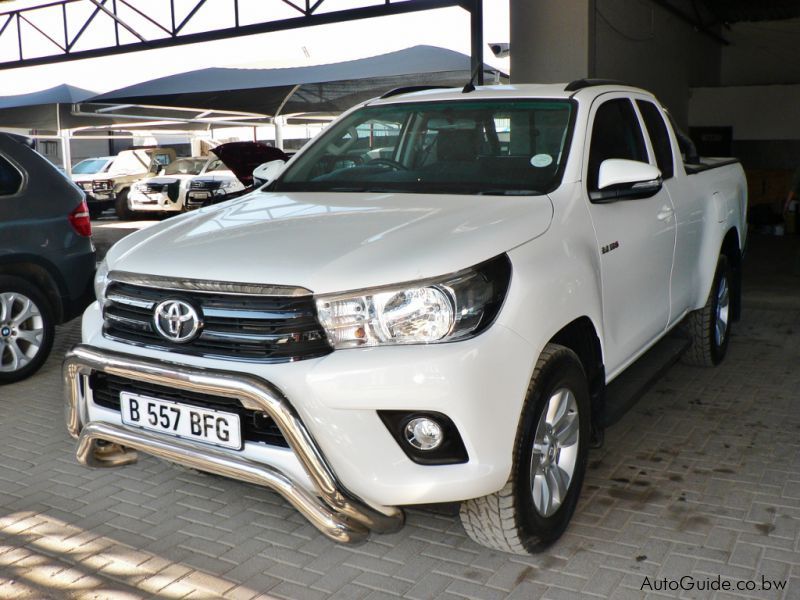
[0,276,55,384]
[459,344,590,554]
[681,255,732,367]
[114,188,133,220]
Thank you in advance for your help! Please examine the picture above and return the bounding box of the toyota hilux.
[65,82,746,554]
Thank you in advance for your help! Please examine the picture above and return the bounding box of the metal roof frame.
[0,0,484,83]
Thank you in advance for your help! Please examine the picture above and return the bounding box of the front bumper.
[129,191,182,212]
[64,344,403,543]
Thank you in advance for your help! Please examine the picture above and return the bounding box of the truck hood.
[211,142,288,186]
[106,190,553,294]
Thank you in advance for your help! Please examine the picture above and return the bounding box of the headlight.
[219,179,237,190]
[316,254,511,348]
[94,259,110,305]
[132,183,147,192]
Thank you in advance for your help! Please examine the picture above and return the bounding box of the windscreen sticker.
[530,154,553,168]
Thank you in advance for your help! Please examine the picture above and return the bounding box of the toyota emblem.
[153,299,202,343]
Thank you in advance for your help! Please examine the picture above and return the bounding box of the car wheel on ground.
[0,276,55,385]
[681,254,732,367]
[114,188,133,220]
[459,343,590,554]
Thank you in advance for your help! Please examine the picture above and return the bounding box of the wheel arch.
[720,227,742,322]
[0,257,65,323]
[547,316,605,431]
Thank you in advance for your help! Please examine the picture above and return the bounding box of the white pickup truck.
[65,82,747,554]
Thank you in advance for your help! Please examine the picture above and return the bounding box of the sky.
[0,0,510,97]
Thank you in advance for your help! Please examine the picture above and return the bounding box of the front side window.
[0,155,22,195]
[276,99,575,195]
[637,100,674,179]
[587,99,647,191]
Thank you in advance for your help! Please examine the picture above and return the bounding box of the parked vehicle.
[72,157,114,215]
[0,133,95,384]
[128,156,234,215]
[184,142,287,210]
[83,147,176,218]
[65,82,746,553]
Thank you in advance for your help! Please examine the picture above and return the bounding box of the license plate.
[120,392,242,450]
[192,191,211,199]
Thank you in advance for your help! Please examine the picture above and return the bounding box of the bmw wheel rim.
[0,292,44,373]
[530,387,580,517]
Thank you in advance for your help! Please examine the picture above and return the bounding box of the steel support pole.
[469,0,484,85]
[274,117,283,150]
[56,104,72,176]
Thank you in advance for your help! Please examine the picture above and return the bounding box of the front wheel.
[114,188,133,220]
[681,255,732,367]
[0,276,55,385]
[459,344,590,554]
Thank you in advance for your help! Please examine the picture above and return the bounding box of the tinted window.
[637,101,674,179]
[0,155,22,195]
[587,99,646,191]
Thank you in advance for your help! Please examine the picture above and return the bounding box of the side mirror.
[591,159,662,203]
[252,160,286,187]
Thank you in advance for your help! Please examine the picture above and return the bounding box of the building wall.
[510,0,592,84]
[592,0,720,127]
[510,0,722,128]
[719,19,800,87]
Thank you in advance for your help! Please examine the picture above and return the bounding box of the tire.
[681,255,732,367]
[459,344,590,554]
[114,188,133,220]
[0,276,56,385]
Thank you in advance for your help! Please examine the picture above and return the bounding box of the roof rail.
[564,78,626,92]
[380,85,450,99]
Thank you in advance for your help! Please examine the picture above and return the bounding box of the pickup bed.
[64,82,746,554]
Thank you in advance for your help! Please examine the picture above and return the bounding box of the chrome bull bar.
[63,344,404,543]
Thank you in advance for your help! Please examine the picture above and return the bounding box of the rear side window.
[0,155,22,196]
[637,101,674,179]
[587,99,646,191]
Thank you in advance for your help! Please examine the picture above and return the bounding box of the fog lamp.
[404,417,444,451]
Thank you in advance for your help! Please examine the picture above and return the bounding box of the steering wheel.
[366,158,408,171]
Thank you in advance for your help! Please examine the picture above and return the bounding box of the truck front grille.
[89,372,289,448]
[189,179,222,190]
[102,280,332,363]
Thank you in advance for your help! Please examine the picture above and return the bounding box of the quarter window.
[587,99,647,191]
[637,100,674,179]
[0,155,22,196]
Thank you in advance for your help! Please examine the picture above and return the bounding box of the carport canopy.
[0,84,96,130]
[84,45,507,119]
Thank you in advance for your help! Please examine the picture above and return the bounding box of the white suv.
[128,156,234,214]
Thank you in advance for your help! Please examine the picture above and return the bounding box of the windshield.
[72,158,110,175]
[164,158,206,176]
[204,158,227,172]
[276,99,574,195]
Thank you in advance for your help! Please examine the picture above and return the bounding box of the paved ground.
[1,226,799,599]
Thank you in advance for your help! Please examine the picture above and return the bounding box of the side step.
[602,335,691,428]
